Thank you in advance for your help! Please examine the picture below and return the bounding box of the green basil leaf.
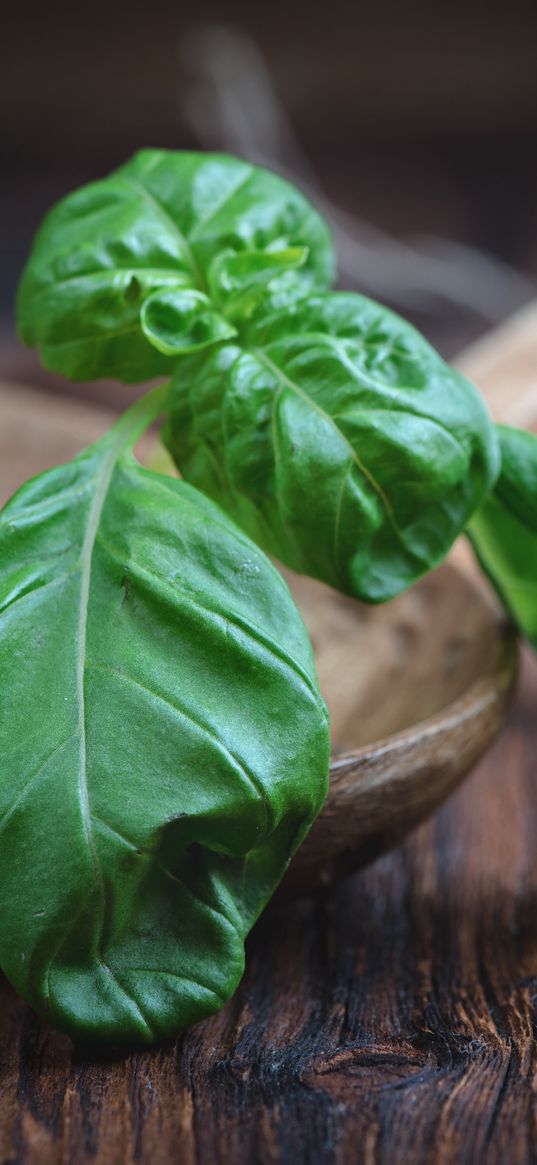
[0,390,328,1043]
[141,287,237,355]
[164,291,499,603]
[468,424,537,648]
[17,150,333,383]
[208,246,308,320]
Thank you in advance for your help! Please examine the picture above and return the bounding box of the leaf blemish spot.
[125,275,141,303]
[120,575,131,608]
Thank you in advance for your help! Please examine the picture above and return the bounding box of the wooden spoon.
[281,563,518,896]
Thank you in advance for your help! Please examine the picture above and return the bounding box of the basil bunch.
[4,149,535,1045]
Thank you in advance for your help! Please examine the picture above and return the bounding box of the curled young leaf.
[141,287,237,355]
[468,424,537,648]
[17,151,333,382]
[0,389,328,1043]
[164,292,499,602]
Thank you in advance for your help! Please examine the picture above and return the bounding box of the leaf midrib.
[68,435,157,1037]
[251,345,423,565]
[76,439,119,916]
[121,175,206,293]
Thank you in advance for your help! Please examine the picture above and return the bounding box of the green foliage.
[468,425,537,648]
[141,287,237,355]
[0,387,328,1043]
[17,150,333,382]
[164,292,499,601]
[11,148,537,1044]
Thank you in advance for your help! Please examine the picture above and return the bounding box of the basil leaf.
[208,246,309,320]
[0,389,328,1043]
[141,287,237,355]
[17,150,333,383]
[468,424,537,648]
[164,292,499,603]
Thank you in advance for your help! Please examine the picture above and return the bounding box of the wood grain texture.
[0,653,535,1164]
[1,302,537,1163]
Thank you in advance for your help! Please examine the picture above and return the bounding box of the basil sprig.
[17,150,333,381]
[7,149,536,1044]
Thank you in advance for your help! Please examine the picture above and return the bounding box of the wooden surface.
[1,304,537,1163]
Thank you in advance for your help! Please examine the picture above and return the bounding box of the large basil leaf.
[164,292,499,603]
[17,151,334,382]
[0,389,328,1043]
[468,424,537,648]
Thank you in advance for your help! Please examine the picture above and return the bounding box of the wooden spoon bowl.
[281,562,518,896]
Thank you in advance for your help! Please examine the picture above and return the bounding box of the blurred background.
[2,0,537,409]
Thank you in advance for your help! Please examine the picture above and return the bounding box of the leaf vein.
[95,528,322,708]
[251,345,427,568]
[23,268,190,303]
[120,175,205,291]
[90,814,242,940]
[187,168,254,240]
[120,966,226,1003]
[0,735,77,837]
[84,658,272,834]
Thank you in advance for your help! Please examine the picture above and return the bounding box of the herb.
[164,292,498,601]
[468,425,537,649]
[17,151,333,381]
[0,385,328,1043]
[4,149,536,1044]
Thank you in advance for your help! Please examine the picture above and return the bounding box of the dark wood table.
[1,305,536,1164]
[0,655,535,1164]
